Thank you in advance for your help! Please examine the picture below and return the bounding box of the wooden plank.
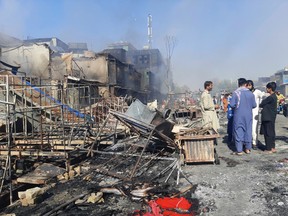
[0,145,77,151]
[176,134,220,140]
[17,163,66,185]
[17,175,50,184]
[14,139,88,145]
[0,150,66,157]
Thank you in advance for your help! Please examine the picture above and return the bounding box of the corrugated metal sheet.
[182,138,215,163]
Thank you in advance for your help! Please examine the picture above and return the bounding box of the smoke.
[58,1,146,51]
[0,0,32,38]
[156,0,288,91]
[0,32,22,48]
[1,0,288,92]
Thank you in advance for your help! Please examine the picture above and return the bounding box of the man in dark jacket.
[260,82,277,153]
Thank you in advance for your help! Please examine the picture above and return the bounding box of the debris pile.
[0,85,206,215]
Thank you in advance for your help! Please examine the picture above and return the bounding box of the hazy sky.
[0,0,288,90]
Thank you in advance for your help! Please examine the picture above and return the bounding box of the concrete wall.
[124,67,141,91]
[1,44,68,80]
[72,55,135,88]
[1,44,50,78]
[72,56,108,83]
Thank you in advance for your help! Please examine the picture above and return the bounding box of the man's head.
[204,81,213,91]
[266,82,276,93]
[238,78,247,87]
[246,80,254,91]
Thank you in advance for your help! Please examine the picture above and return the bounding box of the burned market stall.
[1,95,201,216]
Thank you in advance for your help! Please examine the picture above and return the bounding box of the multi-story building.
[0,33,167,104]
[68,42,88,57]
[274,68,288,96]
[105,42,166,101]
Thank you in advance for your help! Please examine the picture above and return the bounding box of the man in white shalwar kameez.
[247,80,265,149]
[200,81,220,132]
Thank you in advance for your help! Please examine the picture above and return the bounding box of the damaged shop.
[0,35,218,216]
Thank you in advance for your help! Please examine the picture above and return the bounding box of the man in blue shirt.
[230,78,256,155]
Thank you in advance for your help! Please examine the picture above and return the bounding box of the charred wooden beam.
[92,166,129,181]
[87,113,111,157]
[0,150,67,157]
[41,192,90,216]
[86,150,176,161]
[130,129,154,179]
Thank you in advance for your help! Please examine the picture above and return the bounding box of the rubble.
[0,81,200,215]
[0,68,287,216]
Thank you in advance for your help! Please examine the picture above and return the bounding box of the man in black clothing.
[259,82,278,153]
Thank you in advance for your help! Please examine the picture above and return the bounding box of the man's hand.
[215,104,220,109]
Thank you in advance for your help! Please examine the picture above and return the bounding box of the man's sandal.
[231,152,244,156]
[244,149,251,154]
[264,150,273,154]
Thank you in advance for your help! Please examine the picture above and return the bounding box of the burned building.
[1,37,69,80]
[102,48,127,63]
[68,42,88,58]
[274,68,288,97]
[105,42,166,101]
[71,53,146,102]
[107,41,136,52]
[23,37,69,52]
[0,34,166,105]
[127,48,165,100]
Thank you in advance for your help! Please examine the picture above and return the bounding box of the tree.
[164,36,177,94]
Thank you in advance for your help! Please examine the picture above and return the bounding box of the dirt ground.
[1,112,288,216]
[181,112,288,216]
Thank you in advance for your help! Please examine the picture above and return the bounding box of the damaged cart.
[175,127,220,164]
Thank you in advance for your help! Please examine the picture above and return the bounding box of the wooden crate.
[176,131,219,163]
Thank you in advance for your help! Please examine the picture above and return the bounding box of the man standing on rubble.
[247,80,265,150]
[230,78,256,155]
[200,81,220,132]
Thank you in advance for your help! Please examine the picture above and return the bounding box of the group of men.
[200,78,278,155]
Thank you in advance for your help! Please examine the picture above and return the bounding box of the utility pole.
[147,14,152,49]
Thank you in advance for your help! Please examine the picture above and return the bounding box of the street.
[182,113,288,216]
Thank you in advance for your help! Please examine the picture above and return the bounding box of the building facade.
[274,68,288,97]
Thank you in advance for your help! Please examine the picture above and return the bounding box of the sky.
[0,0,288,90]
